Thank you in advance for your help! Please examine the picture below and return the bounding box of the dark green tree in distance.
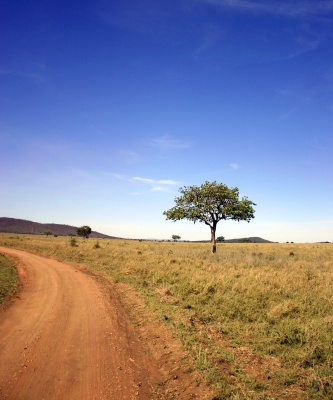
[172,235,181,241]
[44,231,53,236]
[163,181,256,253]
[216,236,225,242]
[76,225,92,239]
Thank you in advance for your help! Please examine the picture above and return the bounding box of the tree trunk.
[211,226,216,253]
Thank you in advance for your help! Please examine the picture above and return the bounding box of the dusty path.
[0,247,161,400]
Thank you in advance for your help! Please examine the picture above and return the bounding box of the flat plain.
[0,234,332,399]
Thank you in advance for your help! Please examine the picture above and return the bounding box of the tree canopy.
[76,225,92,239]
[172,234,181,241]
[163,181,256,253]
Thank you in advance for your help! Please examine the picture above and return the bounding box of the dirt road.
[0,247,161,400]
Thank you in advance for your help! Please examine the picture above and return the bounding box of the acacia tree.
[76,225,92,239]
[172,235,181,241]
[163,181,256,253]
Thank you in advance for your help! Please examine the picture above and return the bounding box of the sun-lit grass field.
[1,234,332,399]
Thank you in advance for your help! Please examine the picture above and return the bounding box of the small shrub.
[289,252,294,257]
[94,240,101,249]
[70,238,77,247]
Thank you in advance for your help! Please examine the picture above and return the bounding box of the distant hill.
[193,236,274,243]
[0,217,117,239]
[224,236,274,243]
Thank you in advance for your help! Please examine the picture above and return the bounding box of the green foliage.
[44,231,53,236]
[216,236,225,242]
[163,181,256,252]
[172,234,181,241]
[70,238,77,247]
[76,225,92,239]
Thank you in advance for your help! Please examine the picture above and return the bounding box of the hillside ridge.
[0,217,116,238]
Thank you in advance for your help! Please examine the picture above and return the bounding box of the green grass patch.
[0,253,18,304]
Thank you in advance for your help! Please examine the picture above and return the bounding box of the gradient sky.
[1,0,332,242]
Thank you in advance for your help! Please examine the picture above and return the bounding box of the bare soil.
[0,247,211,400]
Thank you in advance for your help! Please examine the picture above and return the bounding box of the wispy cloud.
[111,174,181,193]
[132,176,181,192]
[150,135,190,149]
[132,177,154,184]
[150,186,174,193]
[158,180,180,185]
[230,163,241,170]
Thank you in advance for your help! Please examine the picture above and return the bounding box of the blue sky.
[1,0,332,242]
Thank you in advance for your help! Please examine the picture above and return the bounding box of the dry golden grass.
[1,234,333,399]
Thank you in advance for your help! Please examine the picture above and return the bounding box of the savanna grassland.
[1,234,332,399]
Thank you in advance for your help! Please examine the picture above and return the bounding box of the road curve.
[0,247,159,400]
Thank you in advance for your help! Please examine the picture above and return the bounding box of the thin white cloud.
[157,179,180,185]
[132,176,181,192]
[151,186,173,193]
[150,135,190,149]
[230,163,241,170]
[111,174,180,193]
[132,177,155,183]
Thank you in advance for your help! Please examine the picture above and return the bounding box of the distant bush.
[70,238,77,247]
[77,225,91,239]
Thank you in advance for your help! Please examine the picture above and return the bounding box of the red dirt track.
[0,247,160,400]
